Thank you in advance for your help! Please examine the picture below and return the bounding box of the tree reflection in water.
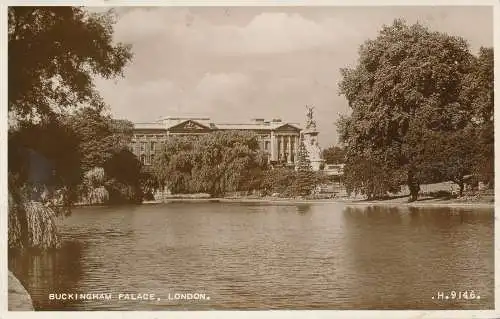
[9,240,84,310]
[7,204,493,310]
[296,204,312,215]
[341,205,494,309]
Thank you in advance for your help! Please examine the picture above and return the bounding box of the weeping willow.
[84,167,106,188]
[81,167,109,204]
[8,191,61,250]
[24,201,61,249]
[87,186,109,204]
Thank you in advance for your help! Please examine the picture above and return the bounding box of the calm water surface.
[9,202,494,310]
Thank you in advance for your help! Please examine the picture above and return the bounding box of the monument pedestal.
[300,105,325,172]
[302,128,324,171]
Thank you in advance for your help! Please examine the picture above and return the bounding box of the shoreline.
[142,196,494,208]
[338,200,494,209]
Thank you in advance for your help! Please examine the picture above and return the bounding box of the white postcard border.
[1,1,498,318]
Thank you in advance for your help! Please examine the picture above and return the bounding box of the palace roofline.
[132,117,303,131]
[157,116,211,121]
[133,123,166,130]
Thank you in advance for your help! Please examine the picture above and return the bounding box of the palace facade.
[130,116,319,168]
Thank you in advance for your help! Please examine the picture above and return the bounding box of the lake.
[8,202,494,310]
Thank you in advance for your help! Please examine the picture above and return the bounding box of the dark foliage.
[322,146,346,164]
[8,7,132,121]
[337,19,493,199]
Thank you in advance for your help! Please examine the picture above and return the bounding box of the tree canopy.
[64,107,134,171]
[461,47,494,186]
[337,19,492,200]
[8,6,134,250]
[8,6,134,197]
[8,118,82,197]
[8,7,132,121]
[152,131,268,197]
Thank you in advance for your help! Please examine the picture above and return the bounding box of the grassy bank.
[144,181,494,208]
[340,195,494,209]
[141,193,494,208]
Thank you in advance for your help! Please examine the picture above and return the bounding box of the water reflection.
[296,204,311,214]
[9,203,494,310]
[9,241,84,310]
[341,206,494,309]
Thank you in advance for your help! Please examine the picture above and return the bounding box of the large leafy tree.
[190,131,265,197]
[64,108,141,203]
[9,6,133,186]
[8,7,132,121]
[8,6,132,249]
[152,136,196,194]
[151,132,267,197]
[338,19,476,201]
[462,47,494,125]
[461,47,494,186]
[64,108,134,171]
[407,124,477,196]
[8,119,82,199]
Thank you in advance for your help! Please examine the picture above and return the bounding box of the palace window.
[141,142,146,153]
[265,141,270,151]
[151,141,156,152]
[140,154,146,165]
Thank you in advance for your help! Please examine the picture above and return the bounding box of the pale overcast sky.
[93,6,493,147]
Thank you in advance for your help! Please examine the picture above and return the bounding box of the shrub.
[84,167,106,188]
[105,179,142,204]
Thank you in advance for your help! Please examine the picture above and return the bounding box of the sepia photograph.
[6,3,495,314]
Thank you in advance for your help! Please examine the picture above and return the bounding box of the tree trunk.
[455,177,464,197]
[407,169,420,202]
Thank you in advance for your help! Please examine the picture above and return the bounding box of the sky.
[93,6,493,147]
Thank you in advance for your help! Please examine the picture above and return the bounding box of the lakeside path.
[144,196,494,209]
[8,271,34,311]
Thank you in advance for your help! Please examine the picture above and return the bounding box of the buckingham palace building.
[130,115,324,170]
